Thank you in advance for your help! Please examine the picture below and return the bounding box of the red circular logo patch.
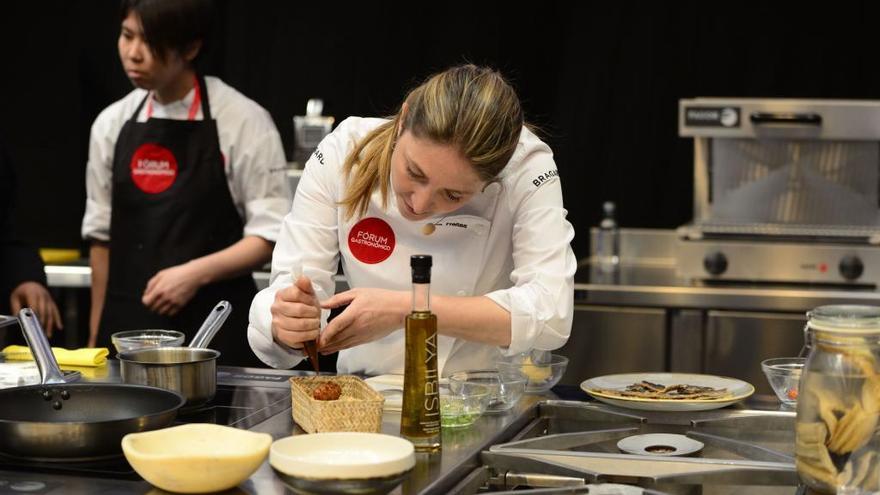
[130,143,178,194]
[348,217,395,264]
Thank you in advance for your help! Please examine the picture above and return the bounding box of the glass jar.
[796,305,880,494]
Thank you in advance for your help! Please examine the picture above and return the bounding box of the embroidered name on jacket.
[532,169,559,188]
[312,148,325,165]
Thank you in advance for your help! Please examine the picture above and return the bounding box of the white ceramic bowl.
[122,423,272,493]
[270,432,415,480]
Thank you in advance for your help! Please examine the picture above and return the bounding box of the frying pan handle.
[18,308,68,385]
[189,300,232,349]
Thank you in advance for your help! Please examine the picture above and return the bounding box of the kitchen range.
[0,360,811,495]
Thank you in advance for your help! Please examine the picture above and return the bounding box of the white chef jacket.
[248,117,576,376]
[82,76,291,242]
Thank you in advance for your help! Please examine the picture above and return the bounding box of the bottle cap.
[411,254,432,283]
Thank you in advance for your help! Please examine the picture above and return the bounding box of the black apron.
[99,75,262,367]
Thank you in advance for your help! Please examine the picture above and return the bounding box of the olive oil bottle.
[400,254,441,452]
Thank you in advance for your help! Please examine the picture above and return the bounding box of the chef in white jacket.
[248,65,576,376]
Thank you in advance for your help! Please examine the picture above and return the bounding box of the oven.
[676,98,880,286]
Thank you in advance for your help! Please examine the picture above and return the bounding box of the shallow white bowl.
[270,432,415,480]
[122,423,271,493]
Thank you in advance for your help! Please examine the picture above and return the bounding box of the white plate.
[270,432,415,480]
[617,433,704,456]
[580,373,754,412]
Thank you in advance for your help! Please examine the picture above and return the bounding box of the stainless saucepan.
[0,309,184,461]
[118,300,231,411]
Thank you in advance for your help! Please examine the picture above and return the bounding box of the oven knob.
[703,251,728,275]
[839,255,864,281]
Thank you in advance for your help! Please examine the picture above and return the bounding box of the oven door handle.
[750,112,823,126]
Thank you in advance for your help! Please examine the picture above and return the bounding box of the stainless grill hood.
[676,98,880,286]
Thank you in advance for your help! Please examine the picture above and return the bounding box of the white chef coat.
[248,117,576,376]
[82,76,291,242]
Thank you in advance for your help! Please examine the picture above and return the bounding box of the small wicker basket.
[290,375,385,433]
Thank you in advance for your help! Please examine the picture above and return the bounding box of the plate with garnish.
[581,372,754,412]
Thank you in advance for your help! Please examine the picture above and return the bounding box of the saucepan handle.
[189,300,232,349]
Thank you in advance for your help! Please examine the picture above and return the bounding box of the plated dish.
[581,372,755,412]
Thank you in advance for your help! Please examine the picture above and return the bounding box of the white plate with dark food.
[581,373,755,412]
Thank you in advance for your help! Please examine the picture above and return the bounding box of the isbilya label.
[684,106,740,128]
[424,331,439,417]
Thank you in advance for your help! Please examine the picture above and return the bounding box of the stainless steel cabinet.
[558,305,666,386]
[565,306,805,396]
[703,310,805,395]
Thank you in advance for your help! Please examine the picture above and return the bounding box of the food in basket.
[290,376,384,433]
[591,380,732,400]
[312,382,342,401]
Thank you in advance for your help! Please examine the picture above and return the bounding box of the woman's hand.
[142,263,204,316]
[271,276,321,349]
[10,281,63,337]
[318,288,408,354]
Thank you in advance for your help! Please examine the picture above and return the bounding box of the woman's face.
[117,11,188,91]
[390,131,484,221]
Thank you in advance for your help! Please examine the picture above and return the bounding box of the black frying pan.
[0,309,184,461]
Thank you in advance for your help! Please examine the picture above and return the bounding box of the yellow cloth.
[2,345,109,367]
[39,248,81,264]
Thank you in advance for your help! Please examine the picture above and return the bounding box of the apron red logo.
[348,217,395,264]
[130,143,178,194]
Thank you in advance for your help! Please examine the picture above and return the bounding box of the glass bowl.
[111,329,185,353]
[761,357,804,407]
[496,352,568,393]
[439,382,490,428]
[448,369,526,412]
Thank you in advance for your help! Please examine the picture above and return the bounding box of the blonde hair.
[340,65,524,220]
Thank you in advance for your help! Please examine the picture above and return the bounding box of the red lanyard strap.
[145,74,202,120]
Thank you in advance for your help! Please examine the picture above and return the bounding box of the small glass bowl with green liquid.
[440,383,490,428]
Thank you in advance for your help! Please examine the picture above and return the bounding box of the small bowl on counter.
[440,382,490,428]
[761,357,804,407]
[111,329,185,354]
[270,432,414,495]
[448,369,526,412]
[496,352,568,393]
[122,423,272,493]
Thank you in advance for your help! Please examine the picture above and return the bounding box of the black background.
[2,1,880,259]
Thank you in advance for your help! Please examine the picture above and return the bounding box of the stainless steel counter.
[0,364,545,495]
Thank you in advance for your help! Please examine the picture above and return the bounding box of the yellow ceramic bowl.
[122,423,272,494]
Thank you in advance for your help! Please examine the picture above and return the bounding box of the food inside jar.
[796,347,880,492]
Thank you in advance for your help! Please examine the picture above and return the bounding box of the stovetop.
[450,401,810,495]
[0,370,292,493]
